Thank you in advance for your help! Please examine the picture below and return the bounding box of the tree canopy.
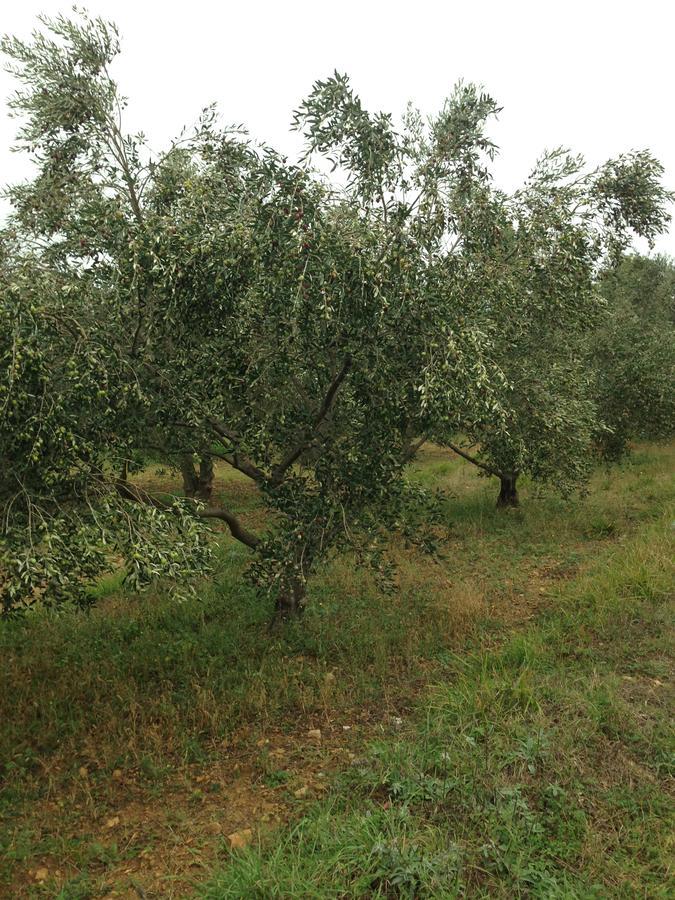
[1,12,672,613]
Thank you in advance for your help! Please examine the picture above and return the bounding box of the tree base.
[272,579,307,623]
[497,475,519,508]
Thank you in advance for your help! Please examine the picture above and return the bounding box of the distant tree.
[593,254,675,459]
[599,253,675,324]
[430,151,672,506]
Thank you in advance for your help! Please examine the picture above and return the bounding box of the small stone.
[294,786,308,798]
[228,828,253,850]
[342,725,351,731]
[307,728,322,742]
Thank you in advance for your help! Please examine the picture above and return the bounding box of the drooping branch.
[115,478,169,510]
[445,441,502,477]
[270,354,352,485]
[197,506,261,549]
[114,478,261,550]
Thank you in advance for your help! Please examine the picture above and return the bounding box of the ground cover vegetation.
[0,443,672,896]
[0,9,674,898]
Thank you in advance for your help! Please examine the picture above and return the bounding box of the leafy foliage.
[431,150,672,503]
[0,13,671,612]
[0,239,210,611]
[593,254,675,458]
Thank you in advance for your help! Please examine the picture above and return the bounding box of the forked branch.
[271,354,352,485]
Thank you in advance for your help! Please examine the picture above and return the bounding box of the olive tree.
[287,78,671,506]
[0,14,501,614]
[592,254,675,459]
[2,13,669,617]
[435,150,671,505]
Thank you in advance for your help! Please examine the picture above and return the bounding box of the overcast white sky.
[1,0,673,252]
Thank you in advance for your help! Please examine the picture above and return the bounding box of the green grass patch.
[0,442,673,894]
[198,511,674,898]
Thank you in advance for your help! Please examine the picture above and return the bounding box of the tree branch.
[212,449,268,484]
[206,420,267,484]
[403,434,428,462]
[114,479,261,549]
[270,354,352,485]
[445,442,501,477]
[310,354,353,430]
[197,507,261,549]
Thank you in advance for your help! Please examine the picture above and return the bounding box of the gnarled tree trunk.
[196,456,215,502]
[273,544,314,620]
[497,473,519,508]
[181,454,214,502]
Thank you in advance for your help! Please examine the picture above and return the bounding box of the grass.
[0,441,673,897]
[198,512,674,898]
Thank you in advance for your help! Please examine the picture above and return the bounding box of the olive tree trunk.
[180,454,214,502]
[273,544,315,620]
[497,473,519,508]
[274,575,307,618]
